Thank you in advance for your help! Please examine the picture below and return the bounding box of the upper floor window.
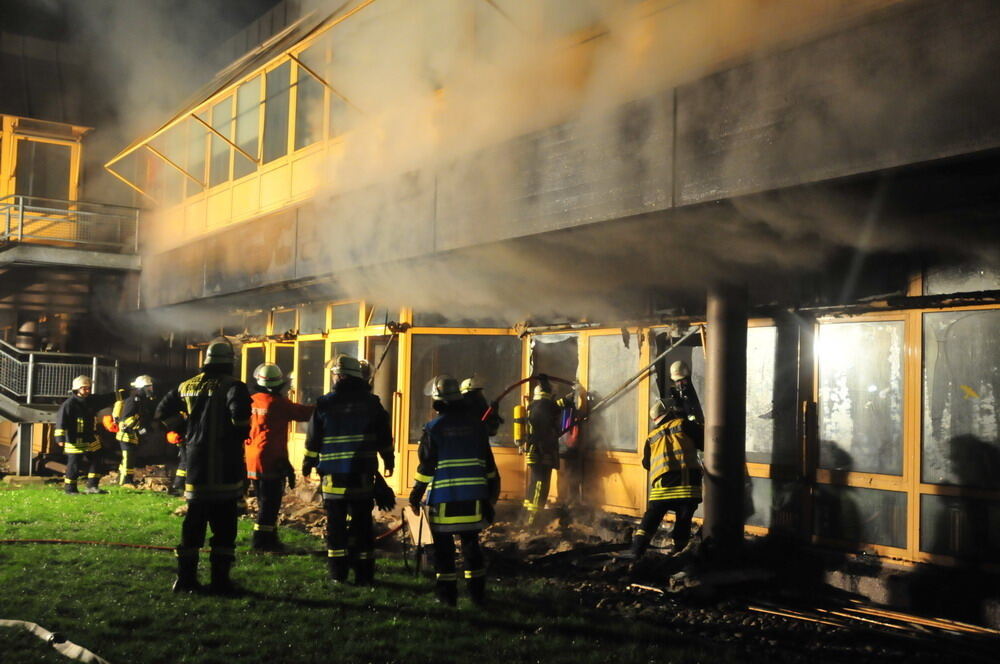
[263,62,292,163]
[234,76,262,180]
[15,139,71,200]
[209,96,234,188]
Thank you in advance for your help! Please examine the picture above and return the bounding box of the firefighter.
[670,360,704,425]
[624,393,704,559]
[115,375,157,486]
[461,375,502,437]
[55,375,117,494]
[409,375,500,606]
[155,338,251,594]
[246,363,313,551]
[522,375,577,525]
[302,354,393,585]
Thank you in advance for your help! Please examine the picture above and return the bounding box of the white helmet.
[70,375,92,393]
[532,384,551,401]
[460,375,483,393]
[253,363,284,388]
[669,360,691,381]
[131,375,153,389]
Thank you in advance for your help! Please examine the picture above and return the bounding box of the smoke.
[118,0,1000,323]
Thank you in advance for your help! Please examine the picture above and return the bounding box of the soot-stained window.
[587,334,639,453]
[814,485,907,549]
[818,321,904,476]
[263,62,291,164]
[295,339,326,433]
[234,76,261,179]
[922,310,1000,488]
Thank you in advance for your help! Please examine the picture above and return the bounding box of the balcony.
[0,194,141,271]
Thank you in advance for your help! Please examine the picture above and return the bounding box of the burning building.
[9,0,997,575]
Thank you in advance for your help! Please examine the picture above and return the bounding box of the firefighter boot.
[83,476,107,494]
[208,555,240,596]
[434,578,458,607]
[64,480,79,494]
[327,557,349,584]
[353,557,375,587]
[467,575,487,607]
[172,554,202,593]
[621,530,651,561]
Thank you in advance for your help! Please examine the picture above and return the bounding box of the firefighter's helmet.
[327,354,363,379]
[204,338,235,365]
[131,375,153,389]
[70,375,92,393]
[359,358,372,382]
[253,363,285,388]
[460,375,483,393]
[431,375,462,402]
[532,384,551,400]
[669,360,690,381]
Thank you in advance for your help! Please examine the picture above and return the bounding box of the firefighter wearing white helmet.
[461,374,502,437]
[115,375,157,486]
[409,375,499,606]
[154,337,251,594]
[624,390,704,560]
[55,375,117,494]
[303,354,394,584]
[245,363,313,551]
[669,360,704,424]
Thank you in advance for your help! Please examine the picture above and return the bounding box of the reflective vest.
[644,417,702,502]
[315,394,384,477]
[418,413,493,505]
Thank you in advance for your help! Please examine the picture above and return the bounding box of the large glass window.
[408,335,521,445]
[271,309,297,334]
[209,97,233,187]
[234,77,261,179]
[817,321,904,475]
[531,334,578,384]
[746,326,777,464]
[274,346,294,378]
[15,140,71,200]
[922,310,1000,488]
[920,494,1000,562]
[298,303,327,334]
[924,264,1000,295]
[331,303,359,329]
[243,346,265,386]
[294,54,325,150]
[263,62,291,164]
[296,339,326,432]
[814,485,907,549]
[587,335,639,453]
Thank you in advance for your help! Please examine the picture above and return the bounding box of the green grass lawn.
[0,482,735,664]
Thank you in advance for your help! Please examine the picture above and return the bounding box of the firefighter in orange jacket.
[625,392,704,559]
[246,363,313,551]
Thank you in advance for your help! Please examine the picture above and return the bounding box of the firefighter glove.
[166,431,184,445]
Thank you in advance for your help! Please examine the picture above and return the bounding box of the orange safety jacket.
[245,392,313,480]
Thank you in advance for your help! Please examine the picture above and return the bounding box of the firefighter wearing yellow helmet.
[521,375,578,526]
[114,375,157,486]
[55,375,117,494]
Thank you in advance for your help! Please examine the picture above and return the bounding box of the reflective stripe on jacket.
[642,417,702,503]
[55,393,116,454]
[245,392,313,479]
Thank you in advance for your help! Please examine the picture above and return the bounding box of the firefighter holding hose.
[520,375,580,526]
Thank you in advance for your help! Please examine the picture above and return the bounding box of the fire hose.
[0,619,111,664]
[480,374,575,424]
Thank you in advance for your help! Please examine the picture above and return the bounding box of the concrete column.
[702,284,748,556]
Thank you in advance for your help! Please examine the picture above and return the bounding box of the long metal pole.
[91,357,98,388]
[25,353,34,404]
[702,284,748,559]
[17,196,24,242]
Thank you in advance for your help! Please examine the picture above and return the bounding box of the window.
[817,321,904,475]
[587,335,639,453]
[263,62,291,163]
[922,310,1000,488]
[294,46,325,150]
[274,346,294,378]
[15,140,71,200]
[243,346,265,386]
[408,335,521,445]
[924,264,1000,295]
[271,309,297,334]
[746,326,777,464]
[296,339,326,432]
[186,119,207,196]
[331,303,359,328]
[331,340,359,361]
[245,312,268,336]
[234,77,261,179]
[413,311,509,328]
[298,303,327,334]
[920,494,1000,562]
[209,97,233,187]
[814,485,907,548]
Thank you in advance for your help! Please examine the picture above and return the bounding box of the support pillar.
[702,284,748,557]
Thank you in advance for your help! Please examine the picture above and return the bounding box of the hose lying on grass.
[0,619,111,664]
[0,523,406,553]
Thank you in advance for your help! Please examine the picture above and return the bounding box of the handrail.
[0,194,140,255]
[0,340,118,404]
[0,339,116,363]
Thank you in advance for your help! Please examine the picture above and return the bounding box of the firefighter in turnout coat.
[302,354,394,585]
[626,393,704,559]
[246,362,313,551]
[410,375,500,606]
[522,375,576,525]
[55,375,117,494]
[155,338,251,593]
[115,375,157,486]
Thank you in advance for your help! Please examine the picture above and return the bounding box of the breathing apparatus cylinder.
[513,404,527,453]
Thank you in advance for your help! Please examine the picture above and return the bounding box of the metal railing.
[0,194,140,253]
[0,339,118,405]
